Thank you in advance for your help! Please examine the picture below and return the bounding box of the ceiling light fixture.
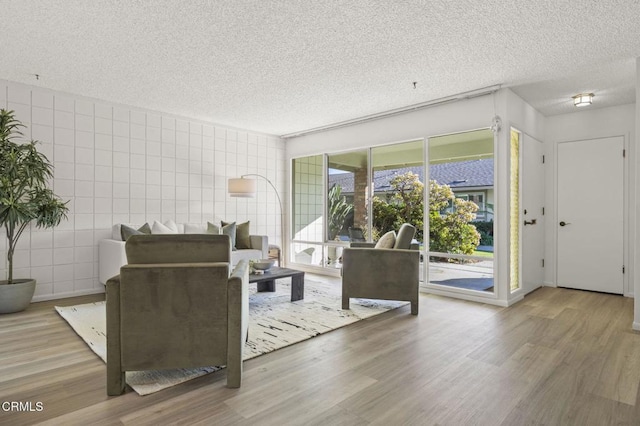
[572,93,594,107]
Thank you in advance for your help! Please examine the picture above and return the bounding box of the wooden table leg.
[290,272,305,301]
[257,280,275,292]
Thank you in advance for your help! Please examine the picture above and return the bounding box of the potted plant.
[0,109,69,314]
[327,184,352,241]
[327,184,352,265]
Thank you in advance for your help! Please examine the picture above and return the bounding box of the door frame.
[553,135,630,295]
[521,133,545,295]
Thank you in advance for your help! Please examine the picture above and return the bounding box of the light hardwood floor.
[2,276,640,425]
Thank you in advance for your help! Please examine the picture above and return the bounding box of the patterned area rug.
[55,278,407,395]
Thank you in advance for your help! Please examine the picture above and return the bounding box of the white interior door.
[557,137,624,294]
[522,134,545,295]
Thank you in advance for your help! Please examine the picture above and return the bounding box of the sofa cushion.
[232,249,263,264]
[375,231,396,249]
[121,223,151,241]
[184,223,208,234]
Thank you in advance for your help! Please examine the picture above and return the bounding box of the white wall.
[0,79,285,301]
[635,58,640,329]
[544,103,636,297]
[500,90,546,305]
[286,94,497,158]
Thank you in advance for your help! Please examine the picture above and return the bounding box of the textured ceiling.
[1,1,639,136]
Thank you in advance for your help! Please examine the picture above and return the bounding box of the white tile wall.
[293,155,324,242]
[0,79,286,301]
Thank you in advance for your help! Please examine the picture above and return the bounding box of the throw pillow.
[120,223,151,241]
[375,231,396,249]
[207,222,221,234]
[151,220,178,234]
[220,221,237,249]
[222,220,249,249]
[393,223,417,249]
[235,221,251,249]
[164,219,179,232]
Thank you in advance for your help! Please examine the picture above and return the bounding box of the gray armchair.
[342,223,420,315]
[106,234,249,395]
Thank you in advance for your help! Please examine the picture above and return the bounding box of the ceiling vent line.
[281,84,502,139]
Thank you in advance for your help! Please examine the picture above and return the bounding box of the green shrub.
[371,172,424,241]
[371,172,480,254]
[428,182,480,255]
[473,221,494,246]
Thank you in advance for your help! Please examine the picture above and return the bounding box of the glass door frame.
[423,127,499,300]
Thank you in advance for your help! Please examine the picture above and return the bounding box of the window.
[291,155,324,266]
[427,129,495,294]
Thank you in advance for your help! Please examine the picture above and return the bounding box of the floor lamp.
[228,174,285,266]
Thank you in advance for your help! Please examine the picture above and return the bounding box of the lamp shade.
[228,177,257,197]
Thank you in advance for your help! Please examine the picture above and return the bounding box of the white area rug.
[55,279,407,395]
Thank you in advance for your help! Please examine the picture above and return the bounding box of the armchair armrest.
[106,275,124,395]
[227,259,249,388]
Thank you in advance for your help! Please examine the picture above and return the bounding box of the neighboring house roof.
[429,159,494,189]
[328,159,494,193]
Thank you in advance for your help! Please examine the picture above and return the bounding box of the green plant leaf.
[0,109,69,283]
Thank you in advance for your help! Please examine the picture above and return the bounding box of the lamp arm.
[241,174,285,261]
[241,174,283,214]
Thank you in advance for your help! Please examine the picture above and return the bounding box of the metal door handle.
[524,219,537,225]
[559,221,571,227]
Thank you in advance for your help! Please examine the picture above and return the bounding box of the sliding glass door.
[427,129,495,293]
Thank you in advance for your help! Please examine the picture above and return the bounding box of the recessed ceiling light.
[572,93,594,107]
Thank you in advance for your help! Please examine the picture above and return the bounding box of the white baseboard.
[506,293,525,306]
[32,288,104,303]
[632,322,640,332]
[422,287,510,307]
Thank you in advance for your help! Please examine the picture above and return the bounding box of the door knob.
[524,219,537,225]
[559,221,570,227]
